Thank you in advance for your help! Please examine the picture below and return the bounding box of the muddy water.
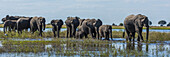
[0,38,169,57]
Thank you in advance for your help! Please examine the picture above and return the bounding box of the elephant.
[3,20,17,34]
[82,19,102,39]
[75,21,90,39]
[75,26,86,39]
[51,19,63,38]
[123,14,149,42]
[79,19,85,26]
[2,15,29,23]
[30,17,46,36]
[65,16,80,38]
[99,25,112,40]
[17,17,33,33]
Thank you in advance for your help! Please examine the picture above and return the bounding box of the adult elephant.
[99,25,112,40]
[83,19,102,39]
[65,16,80,38]
[30,17,46,36]
[123,14,149,41]
[3,20,17,34]
[17,17,33,33]
[51,19,63,38]
[2,15,29,23]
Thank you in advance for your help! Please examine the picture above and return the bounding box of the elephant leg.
[132,32,135,41]
[137,28,143,41]
[72,27,77,38]
[66,27,69,38]
[38,25,42,36]
[88,28,94,38]
[127,32,131,42]
[99,31,104,40]
[107,33,109,40]
[93,30,96,39]
[125,29,131,41]
[95,27,100,39]
[8,27,11,32]
[52,28,56,37]
[140,28,144,41]
[137,35,140,41]
[70,27,72,37]
[104,32,107,40]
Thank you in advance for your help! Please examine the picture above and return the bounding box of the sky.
[0,0,170,26]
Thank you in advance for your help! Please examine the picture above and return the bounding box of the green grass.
[0,30,170,41]
[0,24,170,29]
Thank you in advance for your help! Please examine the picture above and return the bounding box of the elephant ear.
[134,14,144,27]
[142,17,149,27]
[6,15,10,19]
[109,25,112,29]
[93,19,102,27]
[51,20,55,24]
[59,19,64,25]
[75,16,80,19]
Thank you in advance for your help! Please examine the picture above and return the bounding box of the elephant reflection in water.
[126,42,147,51]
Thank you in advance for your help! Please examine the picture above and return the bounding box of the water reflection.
[0,39,169,57]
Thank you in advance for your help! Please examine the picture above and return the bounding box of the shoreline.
[0,24,170,30]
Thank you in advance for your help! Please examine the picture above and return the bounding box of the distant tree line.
[112,20,170,27]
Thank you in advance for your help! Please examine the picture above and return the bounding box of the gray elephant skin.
[123,14,149,41]
[17,17,33,33]
[3,20,17,34]
[51,19,63,38]
[2,15,30,23]
[75,21,90,39]
[65,17,80,38]
[82,19,102,39]
[30,17,46,36]
[75,19,102,39]
[99,25,112,40]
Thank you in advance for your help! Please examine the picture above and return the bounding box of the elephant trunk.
[43,22,45,30]
[110,29,112,40]
[146,26,149,41]
[3,24,6,34]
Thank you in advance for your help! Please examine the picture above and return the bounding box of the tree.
[149,21,152,25]
[119,23,123,26]
[167,22,170,26]
[112,23,117,26]
[158,20,166,26]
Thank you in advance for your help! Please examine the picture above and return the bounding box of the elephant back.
[51,19,63,26]
[65,16,80,26]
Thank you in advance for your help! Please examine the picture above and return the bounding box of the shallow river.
[0,38,169,57]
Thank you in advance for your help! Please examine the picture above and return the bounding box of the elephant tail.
[123,30,125,38]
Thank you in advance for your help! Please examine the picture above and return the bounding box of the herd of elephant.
[2,14,149,42]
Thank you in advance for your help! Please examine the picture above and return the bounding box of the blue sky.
[0,0,170,26]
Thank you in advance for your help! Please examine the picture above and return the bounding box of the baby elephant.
[99,25,112,40]
[51,19,63,38]
[75,29,85,39]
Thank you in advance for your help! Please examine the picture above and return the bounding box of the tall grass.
[0,30,170,41]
